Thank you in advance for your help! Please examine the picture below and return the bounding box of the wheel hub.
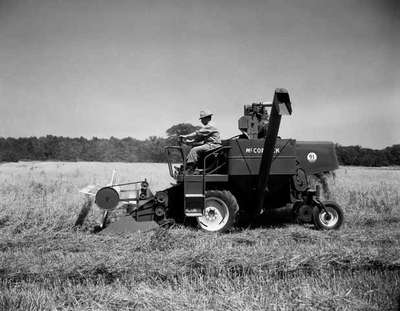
[323,213,332,221]
[205,207,217,221]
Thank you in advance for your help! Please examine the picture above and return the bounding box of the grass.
[0,162,399,310]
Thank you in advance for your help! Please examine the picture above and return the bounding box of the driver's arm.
[180,131,198,140]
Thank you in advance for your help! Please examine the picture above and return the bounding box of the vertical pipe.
[254,89,292,216]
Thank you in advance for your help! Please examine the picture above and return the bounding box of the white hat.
[199,110,213,119]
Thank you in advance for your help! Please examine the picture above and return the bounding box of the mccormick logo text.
[245,147,280,154]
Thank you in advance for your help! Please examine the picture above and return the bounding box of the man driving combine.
[180,110,222,173]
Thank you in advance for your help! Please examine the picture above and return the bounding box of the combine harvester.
[76,89,343,233]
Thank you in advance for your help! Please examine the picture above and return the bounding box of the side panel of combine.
[295,141,339,174]
[225,138,296,214]
[227,139,297,175]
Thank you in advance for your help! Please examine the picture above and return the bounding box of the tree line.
[335,144,400,167]
[0,124,399,166]
[0,123,198,163]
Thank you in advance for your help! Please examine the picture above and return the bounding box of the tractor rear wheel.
[312,201,344,230]
[197,190,239,233]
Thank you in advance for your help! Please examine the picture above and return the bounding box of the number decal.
[307,152,317,163]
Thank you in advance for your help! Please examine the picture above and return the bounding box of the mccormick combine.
[76,89,343,233]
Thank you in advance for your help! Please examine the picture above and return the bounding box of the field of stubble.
[0,162,399,311]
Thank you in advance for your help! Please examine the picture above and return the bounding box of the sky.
[0,0,399,148]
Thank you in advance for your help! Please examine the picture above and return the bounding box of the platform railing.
[202,145,231,193]
[165,146,186,178]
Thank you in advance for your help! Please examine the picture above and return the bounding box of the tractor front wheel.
[312,201,344,230]
[197,190,239,233]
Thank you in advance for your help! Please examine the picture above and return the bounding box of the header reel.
[94,180,151,211]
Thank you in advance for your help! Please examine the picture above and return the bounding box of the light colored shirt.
[195,123,221,144]
[186,122,221,144]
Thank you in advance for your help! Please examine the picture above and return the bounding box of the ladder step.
[185,194,204,198]
[185,210,203,217]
